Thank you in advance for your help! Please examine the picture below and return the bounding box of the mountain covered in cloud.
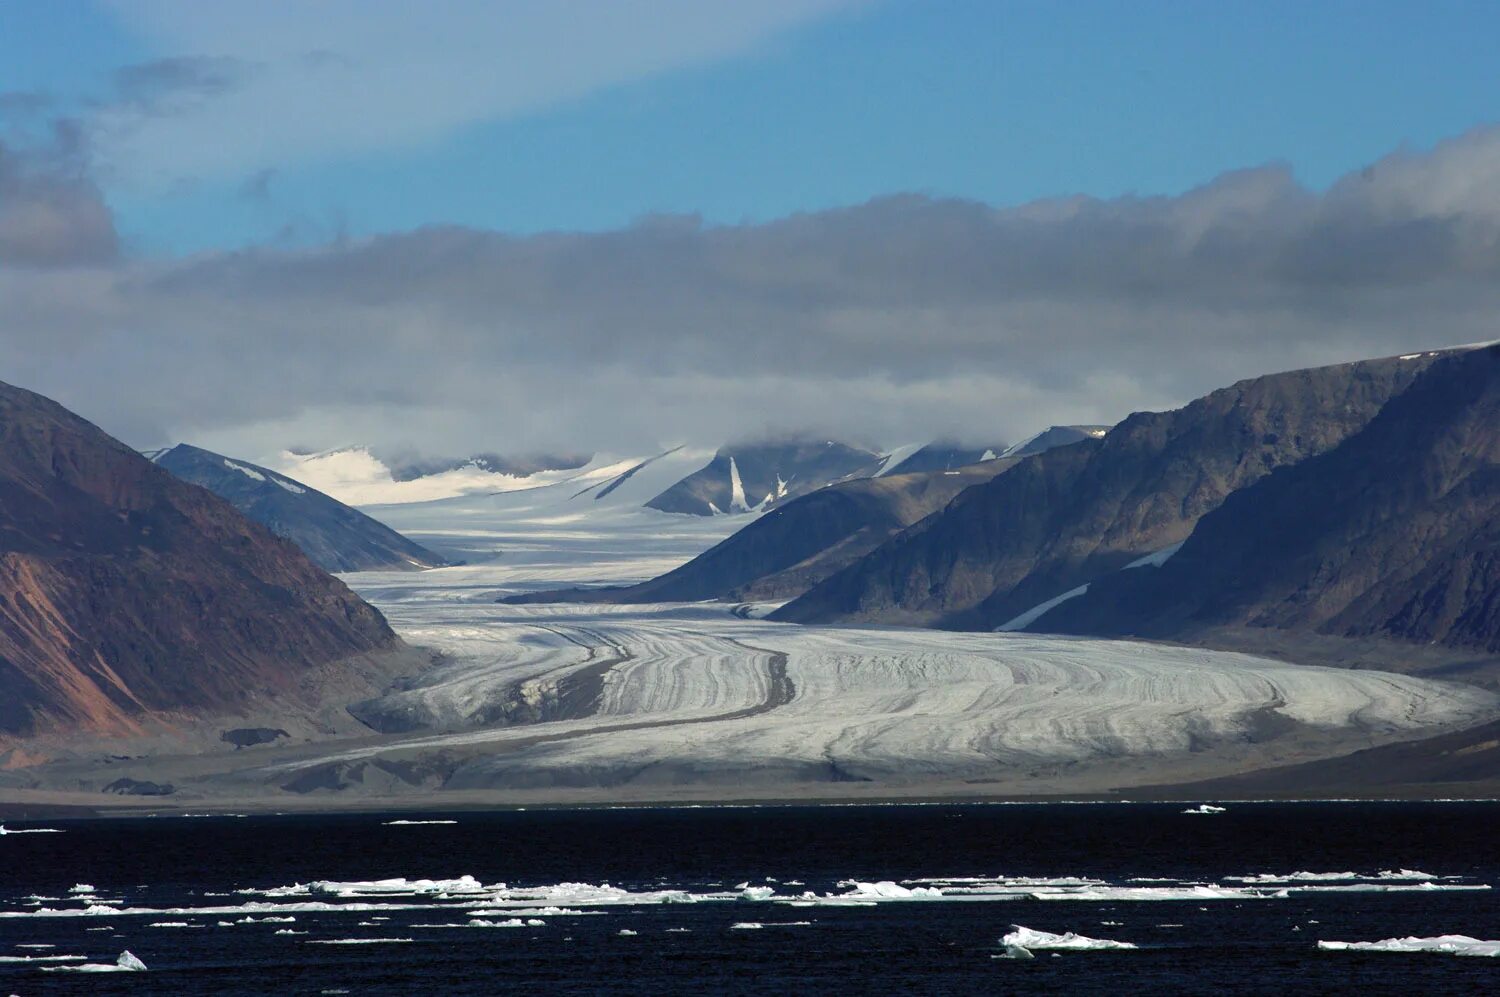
[152,444,450,573]
[380,451,592,482]
[645,440,888,516]
[0,382,402,739]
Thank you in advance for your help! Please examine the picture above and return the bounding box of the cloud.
[4,125,1500,458]
[110,56,254,112]
[0,125,119,267]
[90,0,864,188]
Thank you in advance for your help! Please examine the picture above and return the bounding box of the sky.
[3,0,1500,461]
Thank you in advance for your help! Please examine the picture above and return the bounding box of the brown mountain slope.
[1038,345,1500,653]
[0,380,401,738]
[772,352,1441,629]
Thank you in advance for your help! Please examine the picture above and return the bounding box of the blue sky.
[4,0,1499,256]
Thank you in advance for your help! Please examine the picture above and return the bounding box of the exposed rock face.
[0,381,401,738]
[883,443,1006,475]
[999,425,1110,459]
[505,460,1015,606]
[1039,345,1500,653]
[772,353,1441,629]
[153,444,448,573]
[646,440,885,516]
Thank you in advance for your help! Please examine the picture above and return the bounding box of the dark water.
[1,802,1497,994]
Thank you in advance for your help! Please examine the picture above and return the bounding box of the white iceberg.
[1318,935,1500,957]
[1181,805,1226,814]
[43,950,147,973]
[69,884,97,894]
[1001,925,1137,951]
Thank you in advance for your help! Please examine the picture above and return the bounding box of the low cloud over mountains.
[5,124,1500,456]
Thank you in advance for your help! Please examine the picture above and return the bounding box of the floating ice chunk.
[307,938,414,945]
[834,881,943,901]
[301,876,486,897]
[1226,870,1446,884]
[70,884,97,894]
[732,922,764,930]
[1002,926,1137,951]
[1031,885,1266,902]
[0,954,86,963]
[617,929,638,936]
[274,929,306,936]
[732,921,810,930]
[382,820,458,826]
[738,886,775,901]
[148,921,199,928]
[43,950,146,973]
[1319,935,1500,958]
[1181,805,1226,815]
[0,824,64,834]
[994,945,1035,960]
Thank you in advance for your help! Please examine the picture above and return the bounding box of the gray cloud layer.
[4,126,1500,459]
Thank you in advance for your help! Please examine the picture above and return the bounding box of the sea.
[0,801,1496,994]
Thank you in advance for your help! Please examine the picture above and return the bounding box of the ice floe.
[1001,925,1137,951]
[307,938,414,945]
[0,954,86,963]
[0,825,63,835]
[1225,870,1446,883]
[42,950,146,973]
[382,820,458,826]
[1181,805,1226,814]
[1319,935,1500,957]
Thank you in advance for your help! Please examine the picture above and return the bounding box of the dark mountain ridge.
[1037,345,1500,654]
[153,444,449,573]
[772,353,1443,629]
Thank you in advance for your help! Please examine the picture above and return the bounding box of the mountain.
[152,444,449,573]
[381,451,591,482]
[772,353,1442,629]
[504,459,1016,606]
[0,381,402,739]
[999,425,1110,459]
[878,442,1006,475]
[645,440,886,516]
[1034,345,1500,655]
